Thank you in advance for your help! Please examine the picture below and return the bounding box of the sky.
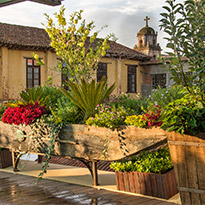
[0,0,169,53]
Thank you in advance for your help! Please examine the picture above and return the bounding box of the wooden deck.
[0,171,176,205]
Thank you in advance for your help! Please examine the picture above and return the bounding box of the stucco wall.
[0,47,59,100]
[0,47,142,101]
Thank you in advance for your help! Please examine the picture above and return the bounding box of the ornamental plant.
[143,105,162,128]
[2,101,46,125]
[125,115,146,128]
[43,7,114,83]
[86,105,128,129]
[60,77,115,121]
[110,146,173,174]
[161,94,205,135]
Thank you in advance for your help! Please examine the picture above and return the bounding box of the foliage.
[19,87,50,106]
[43,7,113,82]
[104,93,150,115]
[86,105,128,129]
[37,118,63,181]
[50,97,82,124]
[150,85,186,109]
[125,115,146,128]
[110,146,173,174]
[160,0,205,99]
[2,102,46,125]
[161,94,205,135]
[0,104,6,120]
[60,77,115,121]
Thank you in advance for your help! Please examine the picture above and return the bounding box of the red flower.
[2,101,46,125]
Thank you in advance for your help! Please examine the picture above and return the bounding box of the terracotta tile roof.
[0,22,150,61]
[139,55,188,65]
[0,23,51,50]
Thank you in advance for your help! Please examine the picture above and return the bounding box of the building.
[0,22,151,101]
[134,16,161,58]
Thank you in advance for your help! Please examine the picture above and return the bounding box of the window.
[127,65,137,93]
[151,74,166,89]
[97,63,107,82]
[26,58,40,88]
[61,62,70,90]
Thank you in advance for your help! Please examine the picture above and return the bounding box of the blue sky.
[0,0,169,52]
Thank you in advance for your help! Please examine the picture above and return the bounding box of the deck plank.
[0,171,175,204]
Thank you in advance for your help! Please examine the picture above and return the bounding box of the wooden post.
[92,160,99,186]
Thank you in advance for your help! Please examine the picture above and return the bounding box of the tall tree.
[160,0,205,99]
[43,7,113,83]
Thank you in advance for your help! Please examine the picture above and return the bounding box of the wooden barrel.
[167,132,205,205]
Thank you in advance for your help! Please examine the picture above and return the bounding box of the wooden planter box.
[167,132,205,205]
[0,122,167,161]
[115,169,178,199]
[0,149,12,168]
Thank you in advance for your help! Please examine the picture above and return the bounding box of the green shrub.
[86,105,128,129]
[125,115,146,128]
[104,93,150,115]
[50,97,82,124]
[42,86,68,110]
[161,94,205,135]
[149,85,186,110]
[110,146,173,174]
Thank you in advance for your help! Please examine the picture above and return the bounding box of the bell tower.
[134,16,161,58]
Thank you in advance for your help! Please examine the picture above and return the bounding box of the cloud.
[0,0,169,52]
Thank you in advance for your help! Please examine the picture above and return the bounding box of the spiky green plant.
[20,87,50,106]
[59,77,115,121]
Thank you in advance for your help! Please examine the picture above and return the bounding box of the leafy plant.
[20,86,50,106]
[104,93,150,115]
[160,0,205,99]
[110,146,173,174]
[60,77,115,121]
[125,115,146,128]
[150,85,186,109]
[161,94,205,135]
[86,105,128,129]
[43,7,114,83]
[50,97,82,124]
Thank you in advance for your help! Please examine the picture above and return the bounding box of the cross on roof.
[144,16,150,27]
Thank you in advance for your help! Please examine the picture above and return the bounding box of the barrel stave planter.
[115,169,178,199]
[167,132,205,205]
[0,148,12,168]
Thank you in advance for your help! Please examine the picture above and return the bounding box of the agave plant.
[59,77,115,121]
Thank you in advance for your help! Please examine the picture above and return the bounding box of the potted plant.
[0,147,12,168]
[110,146,178,199]
[160,0,205,204]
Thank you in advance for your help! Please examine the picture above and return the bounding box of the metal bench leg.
[92,160,99,186]
[37,155,43,163]
[78,159,99,186]
[11,151,20,172]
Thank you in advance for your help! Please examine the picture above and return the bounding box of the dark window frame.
[151,73,166,89]
[127,65,137,93]
[26,58,41,88]
[97,62,107,82]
